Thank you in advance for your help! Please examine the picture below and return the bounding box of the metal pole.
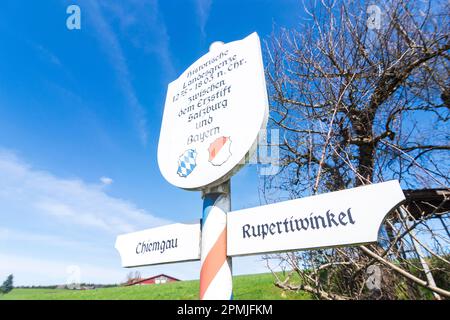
[200,180,233,300]
[399,207,441,300]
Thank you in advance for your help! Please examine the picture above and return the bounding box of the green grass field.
[0,273,312,300]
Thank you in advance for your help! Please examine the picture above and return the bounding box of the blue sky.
[0,0,301,286]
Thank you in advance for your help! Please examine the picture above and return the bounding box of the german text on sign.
[227,181,405,256]
[115,221,201,267]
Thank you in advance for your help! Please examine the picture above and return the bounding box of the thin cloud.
[80,0,176,144]
[0,253,127,286]
[27,41,75,82]
[0,227,91,249]
[195,0,212,38]
[103,0,176,83]
[34,44,62,67]
[82,0,149,144]
[0,150,169,235]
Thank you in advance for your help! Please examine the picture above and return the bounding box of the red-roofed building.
[127,274,180,286]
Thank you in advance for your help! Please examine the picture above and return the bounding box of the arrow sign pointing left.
[115,221,201,267]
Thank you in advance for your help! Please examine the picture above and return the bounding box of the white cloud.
[0,150,273,286]
[0,253,127,286]
[1,227,66,244]
[100,176,113,185]
[195,0,212,38]
[0,149,176,285]
[0,150,169,234]
[0,251,276,286]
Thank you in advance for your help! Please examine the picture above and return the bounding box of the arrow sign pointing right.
[227,180,405,257]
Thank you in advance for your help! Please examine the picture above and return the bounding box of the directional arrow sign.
[227,180,405,257]
[115,221,201,267]
[115,181,405,266]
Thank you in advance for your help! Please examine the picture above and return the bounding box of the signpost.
[157,32,269,299]
[115,32,407,301]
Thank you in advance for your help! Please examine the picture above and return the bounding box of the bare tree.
[263,0,449,299]
[125,271,142,285]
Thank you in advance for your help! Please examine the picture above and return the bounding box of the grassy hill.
[0,273,312,300]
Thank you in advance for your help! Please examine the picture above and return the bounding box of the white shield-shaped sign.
[158,32,268,190]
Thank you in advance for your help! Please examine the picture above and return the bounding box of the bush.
[0,274,14,294]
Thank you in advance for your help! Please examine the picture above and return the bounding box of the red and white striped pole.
[200,180,232,300]
[199,41,233,300]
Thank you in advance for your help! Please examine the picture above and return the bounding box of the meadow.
[0,272,312,300]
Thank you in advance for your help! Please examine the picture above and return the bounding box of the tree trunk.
[356,142,375,185]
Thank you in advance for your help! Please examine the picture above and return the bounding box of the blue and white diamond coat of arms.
[177,149,197,177]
